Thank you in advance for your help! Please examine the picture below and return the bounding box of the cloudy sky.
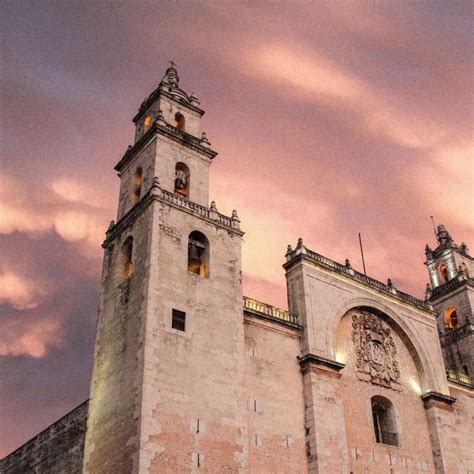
[1,0,473,457]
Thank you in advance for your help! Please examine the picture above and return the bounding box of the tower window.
[174,162,190,198]
[172,309,186,331]
[188,231,209,277]
[371,396,398,447]
[461,262,470,277]
[438,263,448,283]
[122,236,134,279]
[173,112,185,130]
[444,307,460,329]
[133,167,143,203]
[143,115,152,131]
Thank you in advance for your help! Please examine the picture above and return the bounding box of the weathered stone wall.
[431,283,474,376]
[117,139,157,220]
[336,309,435,472]
[139,203,246,472]
[440,383,474,472]
[153,135,211,208]
[1,402,87,474]
[83,205,154,473]
[243,313,307,472]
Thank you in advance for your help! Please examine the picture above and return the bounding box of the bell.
[188,243,202,274]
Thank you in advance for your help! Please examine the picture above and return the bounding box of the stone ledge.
[421,391,456,410]
[298,353,345,378]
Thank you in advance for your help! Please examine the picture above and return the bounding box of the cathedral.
[2,65,473,474]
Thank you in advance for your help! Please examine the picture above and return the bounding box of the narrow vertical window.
[143,114,152,131]
[438,263,448,283]
[188,231,209,277]
[174,162,190,198]
[371,396,398,446]
[444,307,460,329]
[133,167,143,203]
[122,236,133,279]
[172,309,186,331]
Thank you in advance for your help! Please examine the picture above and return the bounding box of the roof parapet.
[284,239,433,313]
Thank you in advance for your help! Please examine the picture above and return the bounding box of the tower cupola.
[425,223,473,290]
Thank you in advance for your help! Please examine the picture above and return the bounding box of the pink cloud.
[0,319,63,359]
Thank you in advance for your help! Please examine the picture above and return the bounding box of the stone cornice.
[114,123,217,173]
[103,181,243,247]
[298,353,345,378]
[421,391,456,410]
[284,244,435,315]
[429,277,474,301]
[243,296,300,328]
[133,88,205,124]
[440,323,474,348]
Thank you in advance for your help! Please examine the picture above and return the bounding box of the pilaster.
[299,354,349,473]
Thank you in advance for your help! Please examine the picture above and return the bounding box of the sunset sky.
[1,1,473,457]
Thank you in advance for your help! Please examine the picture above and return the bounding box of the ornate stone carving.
[351,311,401,389]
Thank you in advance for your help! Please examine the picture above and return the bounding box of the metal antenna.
[358,232,367,276]
[430,216,438,242]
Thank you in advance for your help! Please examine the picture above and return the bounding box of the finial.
[285,245,293,261]
[295,238,307,255]
[190,92,200,106]
[209,201,219,220]
[164,61,179,86]
[231,210,240,229]
[150,177,161,196]
[200,132,211,147]
[157,109,166,125]
[460,242,470,255]
[425,283,432,301]
[387,278,396,293]
[107,220,115,233]
[345,258,352,268]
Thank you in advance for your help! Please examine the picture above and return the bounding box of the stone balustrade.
[243,296,300,326]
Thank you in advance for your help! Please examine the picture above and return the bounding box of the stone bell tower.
[425,224,474,380]
[83,64,247,473]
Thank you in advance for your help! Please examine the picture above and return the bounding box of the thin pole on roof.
[430,216,438,242]
[358,232,367,276]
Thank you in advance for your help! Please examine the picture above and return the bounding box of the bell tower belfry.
[425,224,474,380]
[83,65,246,473]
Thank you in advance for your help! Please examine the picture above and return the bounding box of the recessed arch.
[438,263,448,283]
[328,297,438,393]
[122,236,134,279]
[143,114,152,131]
[174,162,190,198]
[371,395,399,446]
[187,230,209,277]
[444,307,460,329]
[133,167,143,203]
[173,112,185,130]
[461,262,469,277]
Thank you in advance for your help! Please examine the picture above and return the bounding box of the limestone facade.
[2,66,473,474]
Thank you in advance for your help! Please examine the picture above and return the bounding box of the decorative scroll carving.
[351,311,401,389]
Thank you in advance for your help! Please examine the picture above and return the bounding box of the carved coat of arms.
[351,311,401,389]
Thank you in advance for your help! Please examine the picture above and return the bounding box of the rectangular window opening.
[172,309,186,331]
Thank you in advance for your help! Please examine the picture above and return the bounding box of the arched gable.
[327,297,439,393]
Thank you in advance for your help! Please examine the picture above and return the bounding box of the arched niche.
[173,112,185,131]
[328,298,438,394]
[174,162,190,198]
